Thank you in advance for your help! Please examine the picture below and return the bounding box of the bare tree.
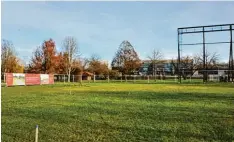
[171,55,195,80]
[194,51,219,70]
[62,36,80,82]
[194,51,219,81]
[1,39,24,73]
[90,54,101,62]
[172,51,219,80]
[147,49,163,76]
[1,39,15,73]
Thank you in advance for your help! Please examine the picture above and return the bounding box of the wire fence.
[53,74,231,84]
[54,74,179,84]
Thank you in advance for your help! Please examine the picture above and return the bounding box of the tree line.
[1,37,221,81]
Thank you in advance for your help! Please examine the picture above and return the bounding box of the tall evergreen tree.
[111,40,141,75]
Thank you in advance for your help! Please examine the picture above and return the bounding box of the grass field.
[2,83,234,142]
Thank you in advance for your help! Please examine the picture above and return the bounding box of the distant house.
[82,72,93,80]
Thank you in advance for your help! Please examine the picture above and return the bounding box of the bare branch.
[62,36,80,82]
[147,49,163,62]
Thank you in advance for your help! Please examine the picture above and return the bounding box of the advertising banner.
[13,73,25,86]
[49,74,54,84]
[6,73,54,86]
[25,74,41,85]
[6,73,13,86]
[40,74,49,84]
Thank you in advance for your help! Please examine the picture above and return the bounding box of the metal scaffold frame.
[177,23,234,83]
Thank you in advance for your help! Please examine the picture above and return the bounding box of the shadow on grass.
[80,117,234,142]
[2,89,234,142]
[67,90,234,102]
[4,100,233,141]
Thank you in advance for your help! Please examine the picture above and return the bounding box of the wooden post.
[80,75,83,83]
[147,75,149,83]
[94,74,96,82]
[64,75,65,84]
[35,125,38,142]
[4,73,6,83]
[73,75,74,83]
[108,75,110,83]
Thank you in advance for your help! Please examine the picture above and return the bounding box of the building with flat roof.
[139,59,195,75]
[139,59,175,75]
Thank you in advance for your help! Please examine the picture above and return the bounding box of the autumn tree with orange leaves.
[42,39,57,73]
[55,52,66,74]
[87,54,109,76]
[28,39,58,74]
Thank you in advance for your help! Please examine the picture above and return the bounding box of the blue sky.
[2,1,234,65]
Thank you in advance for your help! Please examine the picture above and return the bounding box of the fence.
[52,74,232,84]
[177,69,234,83]
[53,74,177,84]
[1,71,233,86]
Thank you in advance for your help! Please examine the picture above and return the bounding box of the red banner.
[25,74,41,85]
[6,73,13,86]
[6,73,54,86]
[49,74,54,84]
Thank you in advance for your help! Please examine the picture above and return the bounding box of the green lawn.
[2,83,234,142]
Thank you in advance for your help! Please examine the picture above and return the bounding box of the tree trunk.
[68,68,71,82]
[78,71,83,86]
